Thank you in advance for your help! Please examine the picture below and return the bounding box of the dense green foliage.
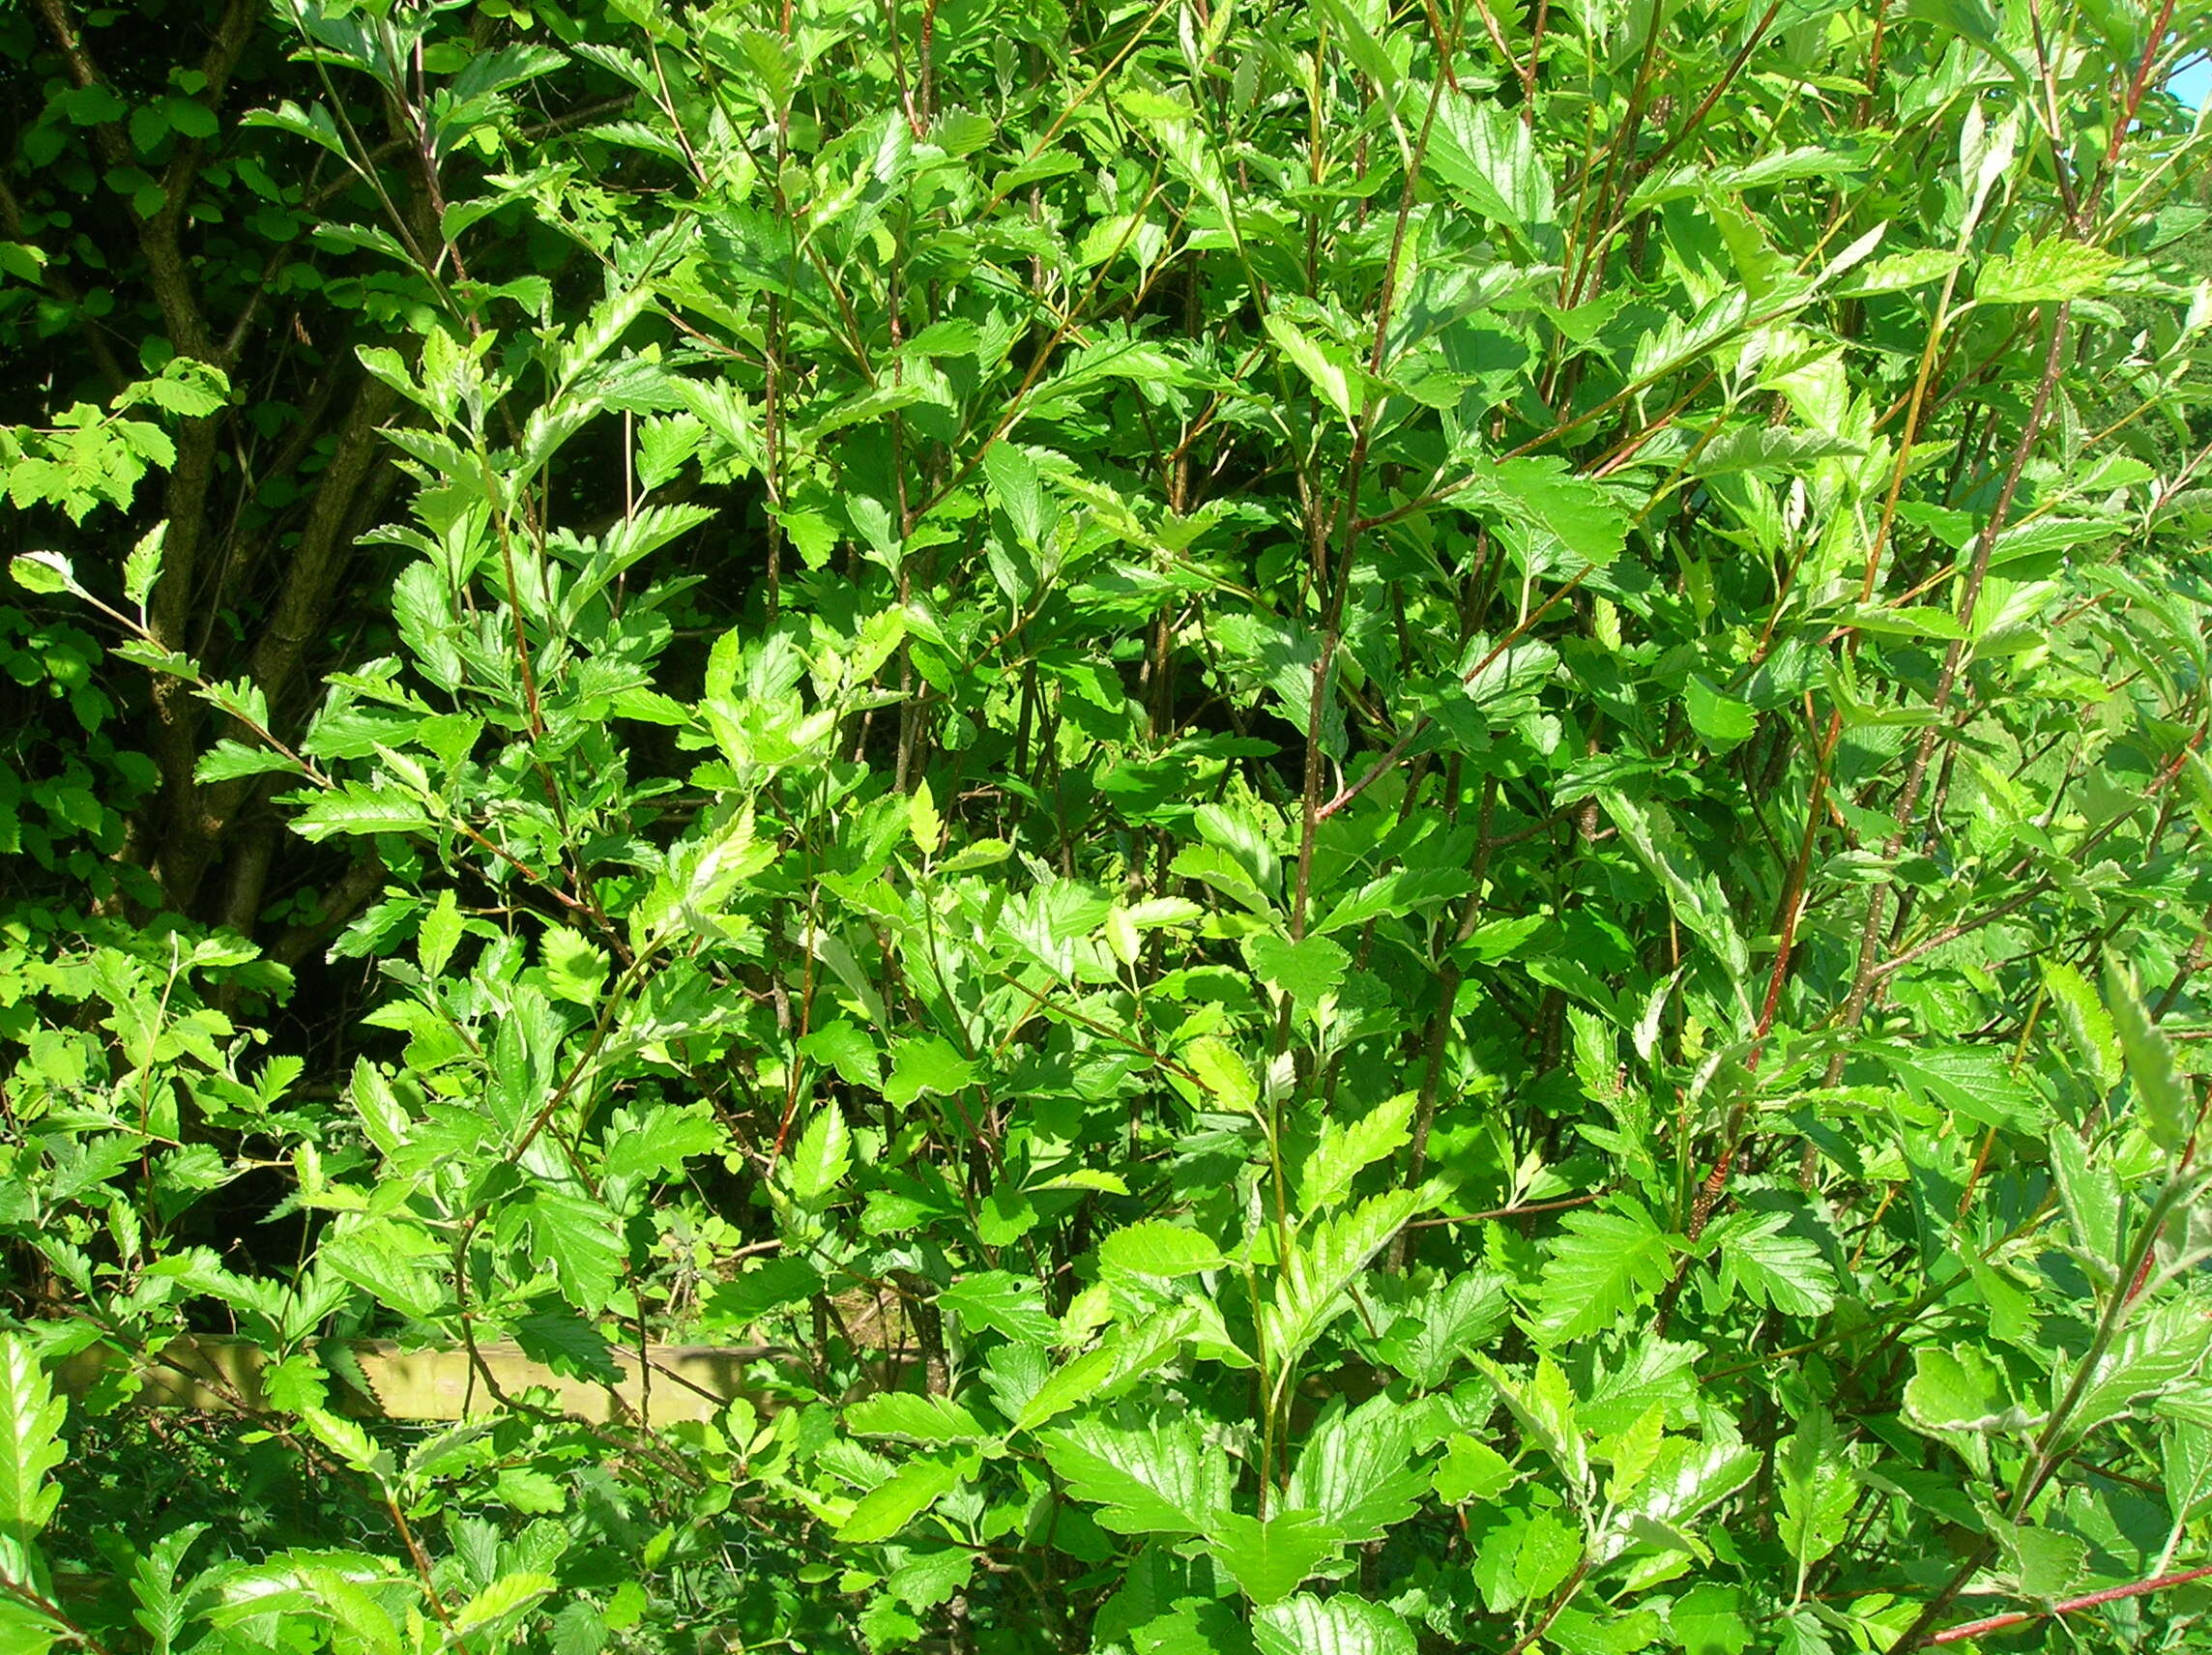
[8,0,2212,1650]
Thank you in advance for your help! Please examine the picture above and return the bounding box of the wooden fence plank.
[54,1335,775,1425]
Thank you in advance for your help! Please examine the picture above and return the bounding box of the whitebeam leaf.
[785,1100,853,1204]
[1040,1413,1231,1536]
[0,1333,66,1546]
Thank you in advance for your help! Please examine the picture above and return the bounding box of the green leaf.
[1460,456,1628,568]
[525,1191,626,1315]
[1296,1090,1415,1212]
[1100,1221,1226,1279]
[2043,961,2121,1091]
[1253,1595,1416,1655]
[2054,1299,2212,1445]
[513,1308,621,1383]
[1533,1202,1674,1343]
[9,551,76,596]
[1376,1269,1510,1389]
[845,1393,990,1443]
[835,1452,979,1544]
[2104,955,2192,1152]
[1434,1436,1516,1505]
[1596,790,1749,1013]
[1474,1354,1588,1494]
[1206,1511,1341,1607]
[1182,1035,1258,1113]
[884,1036,977,1105]
[799,1022,882,1089]
[1263,313,1361,425]
[1672,1584,1752,1655]
[2048,1128,2121,1275]
[1427,95,1554,240]
[1042,1413,1232,1536]
[0,1333,67,1545]
[1996,1525,2085,1599]
[1836,247,1967,295]
[908,775,944,855]
[1312,867,1472,936]
[1707,1210,1838,1317]
[417,887,463,978]
[122,520,165,608]
[540,926,608,1006]
[454,1572,559,1639]
[1684,675,1756,751]
[291,783,438,841]
[783,1100,853,1204]
[939,1271,1057,1345]
[1904,1347,2037,1436]
[194,740,303,784]
[1877,1042,2046,1134]
[981,443,1056,547]
[126,1523,208,1655]
[1977,238,2119,305]
[1618,1438,1759,1556]
[1283,1396,1430,1542]
[1776,1406,1856,1591]
[1240,931,1349,1016]
[1264,1188,1425,1367]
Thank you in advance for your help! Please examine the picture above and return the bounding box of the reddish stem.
[1930,1561,2212,1644]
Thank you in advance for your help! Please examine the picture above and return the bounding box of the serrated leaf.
[1835,247,1966,294]
[1264,313,1361,424]
[908,776,944,856]
[513,1308,621,1384]
[1708,1210,1838,1317]
[884,1036,976,1105]
[455,1572,558,1637]
[1684,675,1756,751]
[1206,1510,1340,1606]
[1283,1396,1429,1542]
[1297,1090,1414,1213]
[1877,1041,2046,1134]
[525,1191,626,1315]
[835,1452,979,1544]
[1376,1269,1510,1390]
[291,783,438,842]
[939,1271,1057,1345]
[1182,1034,1258,1112]
[1596,790,1749,1011]
[2043,961,2121,1090]
[1264,1188,1425,1368]
[127,1523,207,1655]
[1616,1438,1758,1557]
[783,1101,853,1203]
[845,1393,990,1443]
[1043,1413,1232,1536]
[1253,1594,1416,1655]
[9,551,76,595]
[1533,1202,1674,1342]
[2105,955,2192,1152]
[1997,1525,2085,1599]
[0,1334,67,1544]
[1100,1221,1225,1279]
[2055,1298,2212,1445]
[1475,1353,1588,1494]
[194,740,304,783]
[1904,1347,2037,1436]
[1978,238,2119,304]
[1777,1405,1855,1594]
[122,521,165,608]
[1241,931,1349,1015]
[981,442,1055,547]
